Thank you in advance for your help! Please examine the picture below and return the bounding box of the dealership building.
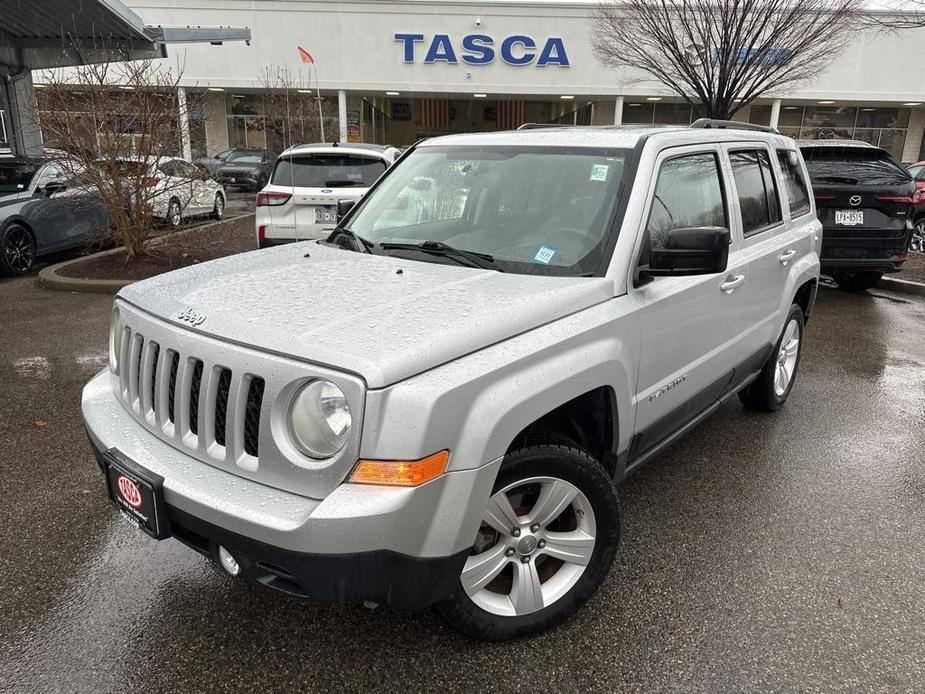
[7,0,925,161]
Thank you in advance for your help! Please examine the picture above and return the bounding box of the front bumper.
[82,370,499,606]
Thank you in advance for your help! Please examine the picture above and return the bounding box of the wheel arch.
[793,277,818,325]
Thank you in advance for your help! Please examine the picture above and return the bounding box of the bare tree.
[593,0,864,120]
[259,66,337,150]
[862,1,925,29]
[38,57,198,257]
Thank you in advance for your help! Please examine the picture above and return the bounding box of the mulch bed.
[895,252,925,284]
[56,216,256,282]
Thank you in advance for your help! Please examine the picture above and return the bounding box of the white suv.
[255,143,399,247]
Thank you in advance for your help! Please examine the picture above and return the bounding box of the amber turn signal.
[349,450,450,487]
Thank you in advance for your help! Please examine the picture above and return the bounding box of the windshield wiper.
[326,227,373,253]
[324,179,359,187]
[379,240,503,271]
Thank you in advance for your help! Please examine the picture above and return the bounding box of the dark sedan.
[0,156,110,276]
[214,149,275,191]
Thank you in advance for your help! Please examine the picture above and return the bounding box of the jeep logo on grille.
[177,308,206,326]
[849,195,862,206]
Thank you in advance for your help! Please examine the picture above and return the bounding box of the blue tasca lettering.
[425,34,458,63]
[537,37,570,67]
[461,34,495,65]
[394,33,425,62]
[500,35,536,65]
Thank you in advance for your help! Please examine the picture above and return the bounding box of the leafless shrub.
[259,66,336,150]
[38,57,199,257]
[593,0,865,120]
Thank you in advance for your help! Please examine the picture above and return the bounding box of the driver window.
[33,164,65,190]
[645,152,727,251]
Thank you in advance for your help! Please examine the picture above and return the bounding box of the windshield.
[0,162,37,193]
[801,147,911,186]
[225,151,265,164]
[271,154,386,188]
[344,145,630,275]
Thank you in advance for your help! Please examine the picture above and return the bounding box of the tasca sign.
[394,33,570,67]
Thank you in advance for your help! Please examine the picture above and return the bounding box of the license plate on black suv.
[834,210,864,226]
[103,449,170,539]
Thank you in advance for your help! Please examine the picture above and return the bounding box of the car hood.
[118,242,614,388]
[217,162,261,173]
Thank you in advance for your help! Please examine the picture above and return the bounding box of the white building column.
[769,99,782,130]
[177,86,192,160]
[338,89,347,143]
[613,95,624,126]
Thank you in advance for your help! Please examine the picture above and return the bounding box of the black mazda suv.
[799,141,915,291]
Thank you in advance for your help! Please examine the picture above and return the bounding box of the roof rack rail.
[516,122,574,130]
[690,118,779,134]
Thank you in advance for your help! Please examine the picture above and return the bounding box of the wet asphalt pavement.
[0,276,923,693]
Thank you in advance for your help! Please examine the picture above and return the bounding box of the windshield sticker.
[534,246,556,265]
[590,164,609,182]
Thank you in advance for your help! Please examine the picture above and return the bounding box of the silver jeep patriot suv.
[82,120,821,640]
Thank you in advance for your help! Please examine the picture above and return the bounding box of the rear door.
[630,146,751,460]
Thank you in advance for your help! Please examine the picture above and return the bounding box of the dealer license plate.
[835,210,864,226]
[314,207,337,224]
[103,449,169,539]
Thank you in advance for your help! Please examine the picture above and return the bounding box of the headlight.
[288,380,352,458]
[109,307,124,373]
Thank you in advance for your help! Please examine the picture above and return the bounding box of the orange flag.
[297,46,315,64]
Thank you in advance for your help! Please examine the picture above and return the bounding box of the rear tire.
[0,223,36,276]
[436,442,620,641]
[739,303,804,412]
[834,272,882,291]
[166,198,182,228]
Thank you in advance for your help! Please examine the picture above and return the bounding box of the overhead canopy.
[0,0,250,156]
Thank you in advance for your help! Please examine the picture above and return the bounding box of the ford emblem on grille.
[849,195,862,206]
[177,308,206,326]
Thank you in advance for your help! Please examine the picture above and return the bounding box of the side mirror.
[640,226,729,280]
[336,198,357,221]
[43,181,68,196]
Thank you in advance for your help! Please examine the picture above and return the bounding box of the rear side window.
[646,152,727,250]
[801,147,911,186]
[776,150,811,217]
[0,162,37,193]
[730,150,783,236]
[271,155,386,188]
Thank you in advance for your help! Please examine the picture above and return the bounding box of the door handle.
[720,275,746,294]
[778,249,797,265]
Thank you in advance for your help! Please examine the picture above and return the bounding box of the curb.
[38,213,255,295]
[880,276,925,297]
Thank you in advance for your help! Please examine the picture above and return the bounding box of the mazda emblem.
[849,195,862,207]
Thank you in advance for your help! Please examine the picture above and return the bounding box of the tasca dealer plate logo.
[176,307,206,326]
[117,475,143,509]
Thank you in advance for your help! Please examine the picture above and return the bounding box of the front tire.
[1,223,37,276]
[739,303,804,412]
[437,442,620,640]
[834,272,882,291]
[212,193,225,220]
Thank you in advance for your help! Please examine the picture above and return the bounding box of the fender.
[361,296,639,474]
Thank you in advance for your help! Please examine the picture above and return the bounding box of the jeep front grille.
[118,328,265,462]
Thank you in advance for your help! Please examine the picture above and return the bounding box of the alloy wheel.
[4,227,35,273]
[774,319,800,397]
[911,221,925,253]
[461,476,596,617]
[214,194,225,219]
[169,201,181,227]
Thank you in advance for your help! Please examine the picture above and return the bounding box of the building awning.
[0,0,250,70]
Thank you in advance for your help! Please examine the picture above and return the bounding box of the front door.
[629,146,751,461]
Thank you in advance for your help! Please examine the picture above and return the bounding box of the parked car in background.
[112,155,227,229]
[214,149,276,191]
[195,148,236,176]
[0,154,109,276]
[905,160,925,252]
[255,143,400,247]
[800,140,915,290]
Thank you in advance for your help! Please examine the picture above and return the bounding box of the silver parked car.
[82,121,821,639]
